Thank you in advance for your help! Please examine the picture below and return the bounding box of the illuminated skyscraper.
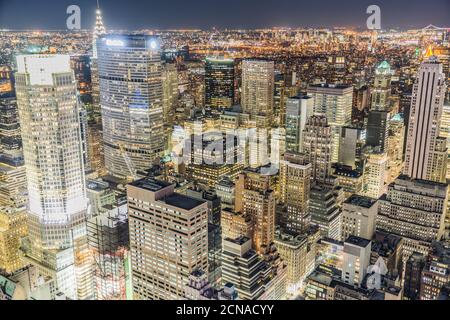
[404,55,448,183]
[15,55,92,300]
[0,80,26,209]
[91,2,107,114]
[274,227,319,293]
[221,237,287,300]
[241,60,274,120]
[162,63,178,151]
[0,159,26,209]
[404,252,426,300]
[89,3,107,177]
[387,114,405,183]
[240,60,275,168]
[79,107,91,173]
[341,195,378,241]
[285,95,314,153]
[185,188,222,285]
[274,71,286,127]
[371,61,392,111]
[127,178,208,300]
[216,177,235,209]
[307,84,353,162]
[235,167,276,254]
[327,56,346,84]
[205,57,235,110]
[70,54,92,105]
[0,96,22,157]
[0,207,27,275]
[279,152,312,234]
[334,165,364,199]
[439,103,450,180]
[338,126,366,170]
[362,150,388,200]
[0,70,28,276]
[186,132,244,187]
[433,46,450,102]
[87,120,106,176]
[419,242,450,300]
[309,184,342,241]
[366,110,389,152]
[97,35,165,180]
[302,115,333,183]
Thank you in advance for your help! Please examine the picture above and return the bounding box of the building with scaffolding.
[87,200,131,300]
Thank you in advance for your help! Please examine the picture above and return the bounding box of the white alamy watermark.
[66,5,81,30]
[170,122,281,175]
[366,5,381,30]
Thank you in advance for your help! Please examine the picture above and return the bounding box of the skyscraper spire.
[93,1,106,58]
[94,1,106,40]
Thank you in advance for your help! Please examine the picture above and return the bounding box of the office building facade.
[127,178,208,300]
[377,175,448,260]
[97,35,165,180]
[15,55,92,300]
[205,57,235,110]
[302,115,333,183]
[404,56,448,183]
[307,84,353,162]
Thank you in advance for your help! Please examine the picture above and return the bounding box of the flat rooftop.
[275,229,307,247]
[164,193,205,211]
[345,235,371,248]
[130,178,173,192]
[217,177,235,188]
[289,94,312,100]
[396,174,449,189]
[308,83,353,90]
[225,236,251,246]
[244,164,278,176]
[86,180,110,192]
[334,165,362,178]
[319,237,344,247]
[344,195,377,208]
[308,271,333,286]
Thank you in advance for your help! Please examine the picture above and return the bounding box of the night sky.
[0,0,449,30]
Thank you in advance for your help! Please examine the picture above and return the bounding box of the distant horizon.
[0,0,449,30]
[1,24,449,33]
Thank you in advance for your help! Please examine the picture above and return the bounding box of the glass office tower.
[97,35,165,180]
[204,57,235,110]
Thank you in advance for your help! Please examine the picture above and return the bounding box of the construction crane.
[118,143,138,181]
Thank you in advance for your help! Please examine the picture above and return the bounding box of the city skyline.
[1,0,450,304]
[0,0,449,30]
